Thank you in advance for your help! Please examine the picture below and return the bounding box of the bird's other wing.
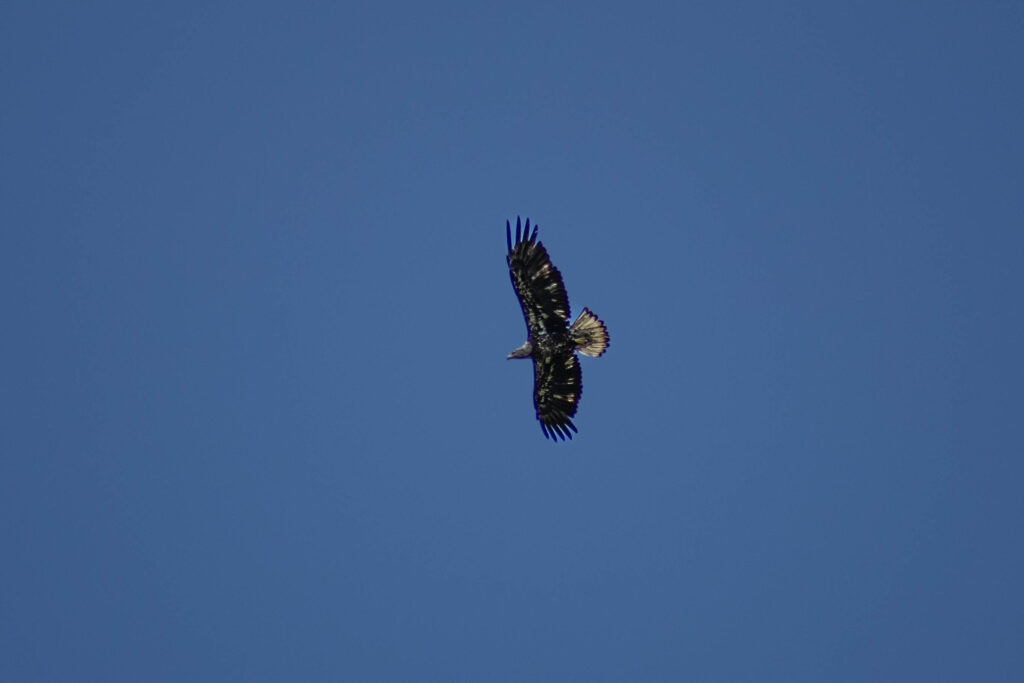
[507,217,571,336]
[533,351,582,441]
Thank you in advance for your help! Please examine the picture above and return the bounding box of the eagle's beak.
[507,342,531,359]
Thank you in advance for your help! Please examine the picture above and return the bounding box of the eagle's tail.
[570,308,609,357]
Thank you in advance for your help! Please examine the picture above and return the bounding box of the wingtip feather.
[540,417,577,441]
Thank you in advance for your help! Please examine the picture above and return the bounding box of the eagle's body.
[506,217,609,440]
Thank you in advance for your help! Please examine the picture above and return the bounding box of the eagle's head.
[507,341,533,359]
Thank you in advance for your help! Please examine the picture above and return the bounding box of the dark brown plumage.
[506,217,609,440]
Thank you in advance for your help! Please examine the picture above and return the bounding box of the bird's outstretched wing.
[533,351,582,441]
[507,217,570,336]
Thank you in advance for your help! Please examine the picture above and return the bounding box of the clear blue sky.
[3,2,1023,680]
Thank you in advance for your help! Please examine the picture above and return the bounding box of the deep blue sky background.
[3,2,1023,680]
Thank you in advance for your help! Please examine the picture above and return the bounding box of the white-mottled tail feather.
[569,308,609,357]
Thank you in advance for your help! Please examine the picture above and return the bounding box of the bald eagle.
[506,217,609,440]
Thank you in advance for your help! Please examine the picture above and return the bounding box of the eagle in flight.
[506,217,609,440]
